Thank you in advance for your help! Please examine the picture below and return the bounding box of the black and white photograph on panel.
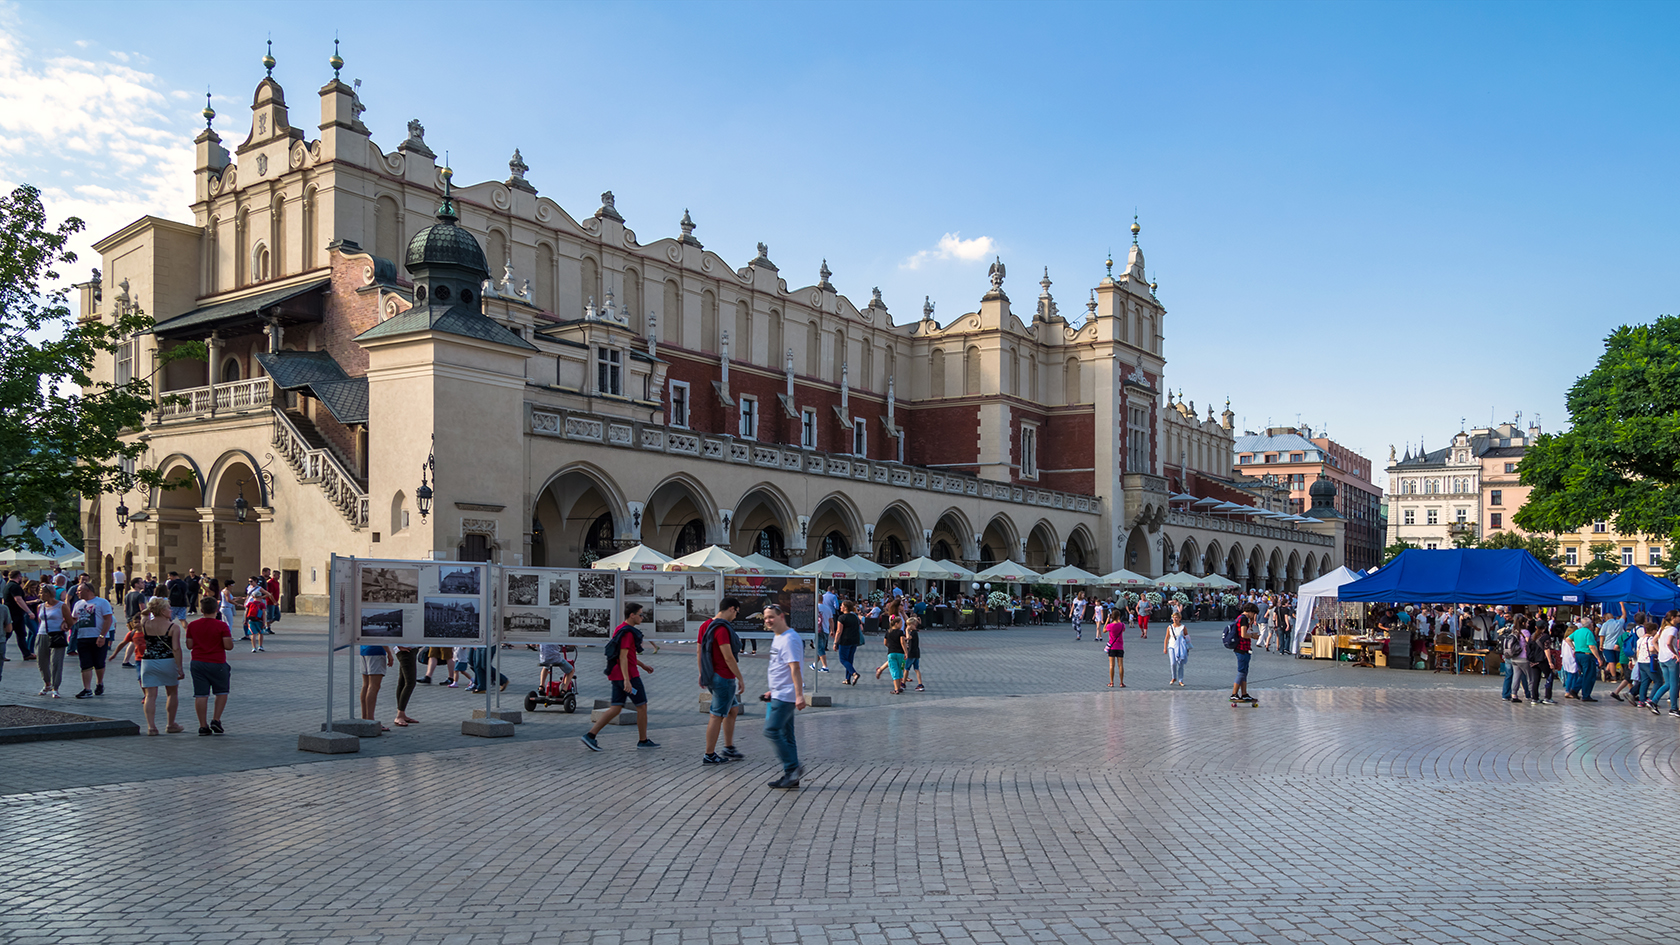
[503,608,551,636]
[687,597,715,621]
[654,581,684,607]
[622,577,655,599]
[506,572,541,606]
[361,567,419,604]
[685,574,716,594]
[548,577,572,606]
[437,566,482,596]
[360,607,405,638]
[423,597,481,639]
[654,616,684,636]
[576,572,616,601]
[568,607,613,638]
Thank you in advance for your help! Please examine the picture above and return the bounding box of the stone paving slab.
[3,618,1674,943]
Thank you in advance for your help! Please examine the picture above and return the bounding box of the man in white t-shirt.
[761,604,806,789]
[70,583,114,698]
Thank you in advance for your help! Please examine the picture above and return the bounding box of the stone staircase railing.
[272,409,369,530]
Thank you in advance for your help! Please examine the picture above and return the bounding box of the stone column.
[207,330,221,416]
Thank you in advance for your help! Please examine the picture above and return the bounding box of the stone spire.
[678,209,701,248]
[506,148,536,193]
[1036,267,1057,321]
[1126,216,1146,280]
[819,259,832,289]
[595,191,623,223]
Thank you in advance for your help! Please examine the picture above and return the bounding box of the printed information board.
[354,559,489,646]
[499,568,621,643]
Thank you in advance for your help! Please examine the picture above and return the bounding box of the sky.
[3,0,1677,488]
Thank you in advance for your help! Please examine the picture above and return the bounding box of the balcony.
[156,377,273,421]
[1164,508,1333,546]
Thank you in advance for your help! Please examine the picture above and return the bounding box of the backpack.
[603,625,638,675]
[1222,617,1242,649]
[1501,630,1524,661]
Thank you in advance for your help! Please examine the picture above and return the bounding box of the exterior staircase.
[272,409,370,529]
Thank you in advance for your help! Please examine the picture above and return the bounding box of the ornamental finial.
[330,37,343,79]
[202,90,215,128]
[263,39,276,78]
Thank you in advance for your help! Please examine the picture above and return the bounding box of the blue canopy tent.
[1580,566,1680,609]
[1339,549,1587,606]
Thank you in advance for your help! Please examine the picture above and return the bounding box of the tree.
[1380,540,1415,565]
[1576,542,1620,580]
[1514,315,1680,558]
[0,184,200,553]
[1472,529,1565,574]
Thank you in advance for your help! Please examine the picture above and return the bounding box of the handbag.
[1545,649,1562,671]
[46,630,68,648]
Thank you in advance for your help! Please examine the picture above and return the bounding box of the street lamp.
[416,434,437,523]
[234,486,249,524]
[115,498,130,530]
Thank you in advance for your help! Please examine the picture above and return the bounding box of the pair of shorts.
[1603,649,1619,664]
[887,653,907,679]
[1235,651,1252,680]
[905,657,920,671]
[430,647,453,662]
[190,661,231,697]
[140,658,180,688]
[610,677,648,706]
[245,618,266,635]
[541,658,574,674]
[76,637,108,670]
[817,631,829,655]
[708,675,741,717]
[361,655,387,675]
[1107,649,1124,658]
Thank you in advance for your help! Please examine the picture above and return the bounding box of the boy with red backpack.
[1226,604,1257,703]
[697,598,745,765]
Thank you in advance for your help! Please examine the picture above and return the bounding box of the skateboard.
[1230,696,1259,707]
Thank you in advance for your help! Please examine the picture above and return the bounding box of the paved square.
[2,618,1674,944]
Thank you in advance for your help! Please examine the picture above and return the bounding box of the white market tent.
[1203,573,1242,590]
[796,555,884,580]
[740,552,797,575]
[886,556,969,580]
[1291,566,1365,651]
[1098,567,1155,588]
[1155,571,1211,589]
[662,545,758,573]
[591,544,675,571]
[972,561,1040,584]
[1037,564,1103,585]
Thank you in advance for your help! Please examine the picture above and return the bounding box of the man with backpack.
[1500,618,1532,704]
[698,598,744,765]
[1225,604,1256,703]
[580,603,656,751]
[165,572,190,622]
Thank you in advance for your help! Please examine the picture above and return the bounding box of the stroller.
[524,644,578,713]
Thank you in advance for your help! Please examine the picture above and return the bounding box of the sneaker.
[121,662,135,668]
[94,685,104,696]
[1510,697,1523,704]
[817,667,830,673]
[636,739,659,749]
[720,746,744,760]
[703,753,726,764]
[49,690,60,698]
[199,726,212,736]
[209,719,224,735]
[1611,693,1624,702]
[1541,699,1556,705]
[74,689,93,699]
[1653,706,1663,715]
[580,732,602,751]
[915,684,925,692]
[1581,697,1599,703]
[1669,710,1680,718]
[1531,700,1543,705]
[768,775,800,789]
[38,687,49,696]
[419,677,432,684]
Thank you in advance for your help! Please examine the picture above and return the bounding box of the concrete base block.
[461,718,516,738]
[472,709,523,723]
[590,707,643,726]
[326,718,381,737]
[298,731,360,754]
[809,695,833,707]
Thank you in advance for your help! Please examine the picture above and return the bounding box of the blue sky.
[4,0,1677,484]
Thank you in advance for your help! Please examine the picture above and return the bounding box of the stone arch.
[205,449,273,510]
[1203,539,1223,576]
[1226,542,1247,584]
[731,482,799,558]
[1301,552,1320,584]
[1286,550,1302,593]
[980,512,1021,564]
[1124,526,1154,575]
[929,507,974,562]
[965,345,981,395]
[148,453,205,508]
[1321,553,1334,577]
[872,501,923,564]
[485,227,509,280]
[1065,523,1098,571]
[582,255,602,317]
[1248,546,1267,590]
[1025,519,1060,569]
[374,194,402,263]
[930,348,946,398]
[1267,547,1285,591]
[809,491,865,560]
[645,473,721,553]
[533,463,632,567]
[1180,535,1200,575]
[211,455,263,581]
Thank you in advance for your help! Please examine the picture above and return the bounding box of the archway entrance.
[212,462,261,582]
[534,468,623,568]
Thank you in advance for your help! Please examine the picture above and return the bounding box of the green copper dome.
[403,166,489,278]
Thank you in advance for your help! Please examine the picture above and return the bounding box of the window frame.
[738,394,758,440]
[1490,489,1502,506]
[1020,423,1039,480]
[800,407,817,450]
[668,380,690,428]
[596,346,623,397]
[1565,547,1578,567]
[852,417,867,457]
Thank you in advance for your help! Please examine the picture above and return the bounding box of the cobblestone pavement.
[3,618,1676,944]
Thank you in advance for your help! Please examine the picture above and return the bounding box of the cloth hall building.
[77,55,1341,614]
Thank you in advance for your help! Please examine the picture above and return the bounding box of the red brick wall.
[659,354,895,459]
[1039,409,1095,495]
[902,402,981,474]
[319,250,391,377]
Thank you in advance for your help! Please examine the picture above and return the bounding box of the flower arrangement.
[1172,592,1190,606]
[1119,591,1140,605]
[868,589,886,605]
[987,591,1011,609]
[1144,591,1164,605]
[1219,593,1239,607]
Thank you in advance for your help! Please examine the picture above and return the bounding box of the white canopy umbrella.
[740,552,797,575]
[940,561,979,582]
[796,555,883,580]
[591,544,675,572]
[0,548,58,572]
[1192,497,1222,508]
[663,545,758,573]
[1203,573,1242,589]
[1291,566,1365,652]
[972,561,1039,583]
[1098,567,1155,588]
[842,555,886,577]
[57,552,86,570]
[1155,571,1210,588]
[884,556,967,580]
[1211,502,1247,513]
[1037,564,1103,585]
[1170,493,1199,503]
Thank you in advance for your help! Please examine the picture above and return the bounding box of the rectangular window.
[1622,546,1634,567]
[1425,542,1438,550]
[115,340,133,386]
[1264,454,1278,464]
[1504,462,1516,473]
[1490,489,1502,506]
[1652,548,1665,567]
[1426,509,1439,525]
[1020,425,1038,479]
[738,396,758,439]
[669,380,689,428]
[1403,509,1415,525]
[1238,455,1252,464]
[1566,547,1578,567]
[1593,520,1607,533]
[1490,512,1502,529]
[800,408,817,449]
[1455,508,1467,523]
[596,347,623,396]
[1290,452,1304,462]
[852,418,866,457]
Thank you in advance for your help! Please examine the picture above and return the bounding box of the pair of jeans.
[1575,654,1598,699]
[1506,659,1532,700]
[1651,661,1680,712]
[763,699,799,774]
[1170,656,1187,684]
[1532,664,1554,700]
[394,648,417,711]
[836,645,858,680]
[1634,660,1658,702]
[1502,661,1514,699]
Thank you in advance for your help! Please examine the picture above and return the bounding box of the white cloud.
[901,232,996,270]
[0,14,195,289]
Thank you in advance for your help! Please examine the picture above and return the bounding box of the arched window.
[965,345,981,395]
[252,243,271,283]
[487,230,508,281]
[877,535,906,566]
[755,526,785,561]
[220,358,241,383]
[390,490,407,534]
[820,530,851,559]
[931,539,954,561]
[930,349,946,398]
[374,195,401,263]
[978,544,996,565]
[701,291,718,353]
[582,257,601,317]
[302,187,318,270]
[806,319,821,375]
[735,301,751,363]
[622,267,640,335]
[537,243,556,314]
[1064,357,1081,403]
[832,330,846,382]
[675,519,705,557]
[585,514,617,563]
[767,310,782,366]
[860,341,873,391]
[663,280,683,347]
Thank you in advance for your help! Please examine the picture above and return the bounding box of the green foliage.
[1472,530,1566,574]
[1380,540,1415,565]
[0,184,201,553]
[1576,542,1620,580]
[1514,316,1680,557]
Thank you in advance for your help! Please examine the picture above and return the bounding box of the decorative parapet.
[528,406,1102,515]
[1164,508,1333,546]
